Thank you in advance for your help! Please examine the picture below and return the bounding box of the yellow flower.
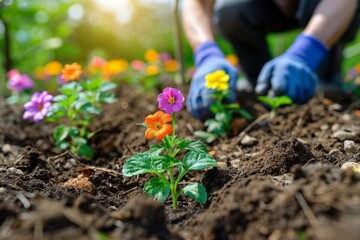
[45,60,63,76]
[226,54,238,67]
[145,49,159,62]
[164,59,179,72]
[146,65,160,76]
[102,59,128,76]
[34,67,50,81]
[205,70,229,91]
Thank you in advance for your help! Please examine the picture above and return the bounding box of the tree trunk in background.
[173,0,186,91]
[2,18,12,72]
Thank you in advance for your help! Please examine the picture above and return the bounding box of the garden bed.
[1,85,360,240]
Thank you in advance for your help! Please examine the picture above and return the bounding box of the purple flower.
[7,73,34,92]
[157,87,184,114]
[57,74,66,85]
[159,52,172,64]
[23,91,53,122]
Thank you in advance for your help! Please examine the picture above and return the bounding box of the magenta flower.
[7,73,34,92]
[157,87,184,114]
[23,91,53,122]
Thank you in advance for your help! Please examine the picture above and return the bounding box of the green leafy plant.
[257,95,292,118]
[194,70,252,143]
[122,87,217,209]
[46,79,117,158]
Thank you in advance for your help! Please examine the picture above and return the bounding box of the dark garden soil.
[1,84,360,240]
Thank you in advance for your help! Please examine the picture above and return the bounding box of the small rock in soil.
[240,135,258,146]
[1,144,12,154]
[332,130,359,141]
[329,103,342,111]
[63,177,96,195]
[344,140,358,154]
[217,161,228,170]
[230,159,241,169]
[320,124,329,131]
[341,162,360,171]
[6,167,24,175]
[329,149,343,156]
[341,113,352,122]
[331,124,340,131]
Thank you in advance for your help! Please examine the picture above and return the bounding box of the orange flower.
[145,49,159,62]
[226,54,238,67]
[62,62,83,82]
[164,59,179,72]
[45,60,63,76]
[145,111,173,140]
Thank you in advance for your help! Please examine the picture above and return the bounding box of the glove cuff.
[285,34,329,71]
[194,41,225,68]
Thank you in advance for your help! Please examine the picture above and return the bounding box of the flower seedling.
[257,95,293,118]
[195,70,252,143]
[23,63,117,158]
[122,87,217,209]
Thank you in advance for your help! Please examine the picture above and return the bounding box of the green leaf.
[151,155,172,172]
[99,82,117,92]
[205,119,225,135]
[162,135,176,150]
[122,153,155,176]
[53,125,69,142]
[73,137,87,145]
[56,141,70,150]
[59,82,82,95]
[184,139,209,153]
[275,95,293,108]
[182,151,217,171]
[226,103,241,110]
[136,122,147,127]
[78,144,94,158]
[194,131,217,143]
[182,183,207,204]
[238,109,253,120]
[148,144,165,157]
[143,177,170,202]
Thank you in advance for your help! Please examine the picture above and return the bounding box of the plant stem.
[171,113,176,137]
[168,169,178,209]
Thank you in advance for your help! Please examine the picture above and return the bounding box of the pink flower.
[159,52,172,63]
[157,87,184,114]
[7,73,34,92]
[90,57,107,68]
[23,91,53,122]
[131,60,145,71]
[7,69,20,79]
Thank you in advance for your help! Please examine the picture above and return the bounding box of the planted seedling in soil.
[23,62,117,159]
[194,70,252,143]
[122,87,217,209]
[257,95,293,118]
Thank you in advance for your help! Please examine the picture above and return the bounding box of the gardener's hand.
[187,41,238,121]
[256,56,318,104]
[255,34,329,104]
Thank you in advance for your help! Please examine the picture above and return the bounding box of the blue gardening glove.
[187,41,238,121]
[255,34,329,104]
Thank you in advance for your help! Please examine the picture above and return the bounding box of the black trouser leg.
[215,0,360,88]
[215,0,298,86]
